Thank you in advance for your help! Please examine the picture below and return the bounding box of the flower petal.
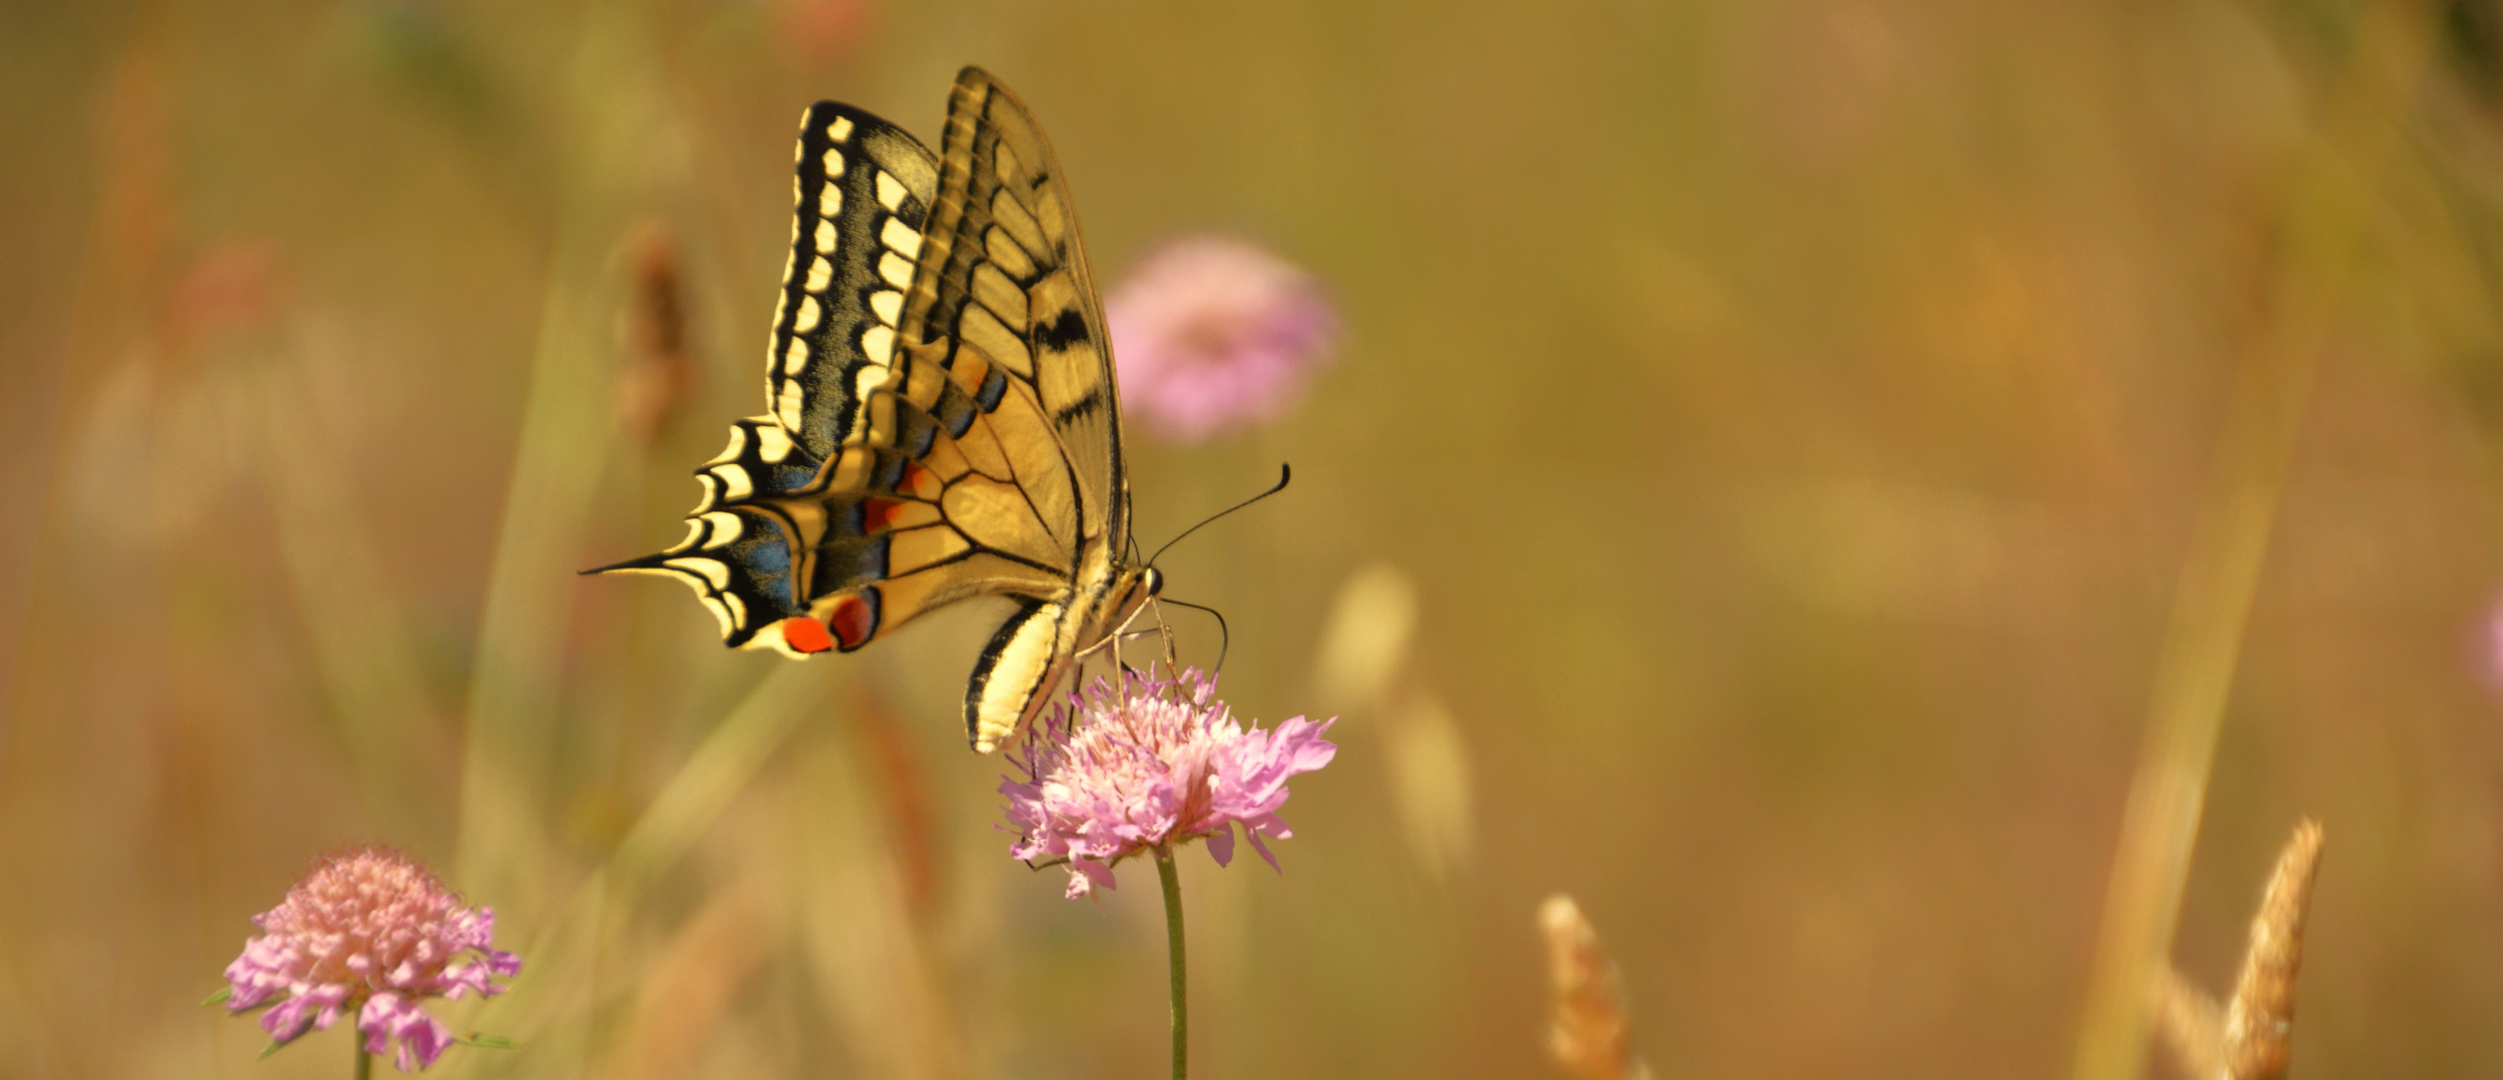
[397,1011,454,1071]
[485,948,522,978]
[261,995,317,1043]
[359,993,406,1055]
[1246,828,1282,872]
[1068,859,1117,898]
[1205,822,1236,868]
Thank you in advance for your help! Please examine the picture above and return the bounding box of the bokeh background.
[7,0,2503,1077]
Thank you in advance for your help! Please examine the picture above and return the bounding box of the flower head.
[223,847,520,1071]
[1107,235,1338,443]
[1002,667,1337,898]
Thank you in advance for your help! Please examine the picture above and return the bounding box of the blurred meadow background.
[7,0,2503,1077]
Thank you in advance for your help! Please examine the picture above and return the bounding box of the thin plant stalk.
[1156,846,1188,1080]
[451,0,677,918]
[355,1042,372,1080]
[254,359,438,843]
[2068,9,2432,1079]
[2069,343,2309,1080]
[455,662,830,1072]
[787,731,964,1080]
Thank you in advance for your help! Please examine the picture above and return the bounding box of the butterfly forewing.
[906,69,1128,554]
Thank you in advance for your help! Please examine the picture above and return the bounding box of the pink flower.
[223,848,520,1072]
[1001,668,1337,898]
[2482,589,2503,698]
[1107,236,1339,442]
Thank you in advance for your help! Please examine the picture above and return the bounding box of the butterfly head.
[1104,563,1162,635]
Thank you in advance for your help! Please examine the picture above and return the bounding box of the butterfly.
[594,67,1159,753]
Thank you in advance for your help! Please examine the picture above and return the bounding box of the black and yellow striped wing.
[596,69,1141,751]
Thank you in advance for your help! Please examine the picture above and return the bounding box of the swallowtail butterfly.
[595,67,1157,753]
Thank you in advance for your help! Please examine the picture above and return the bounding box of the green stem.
[1155,846,1187,1080]
[354,1040,373,1080]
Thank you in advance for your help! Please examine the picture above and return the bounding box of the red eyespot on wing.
[779,616,835,654]
[828,593,877,650]
[902,464,935,498]
[862,497,899,532]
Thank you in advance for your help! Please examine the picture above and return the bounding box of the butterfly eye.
[1143,567,1164,598]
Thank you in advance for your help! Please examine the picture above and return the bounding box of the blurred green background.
[6,0,2503,1077]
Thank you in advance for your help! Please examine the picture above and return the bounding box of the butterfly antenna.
[1146,463,1292,568]
[1152,598,1231,675]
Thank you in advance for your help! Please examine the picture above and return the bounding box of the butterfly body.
[596,68,1149,753]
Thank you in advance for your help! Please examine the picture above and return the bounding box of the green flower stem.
[354,1041,372,1080]
[1155,846,1188,1080]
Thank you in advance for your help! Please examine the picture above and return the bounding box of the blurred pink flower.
[2481,589,2503,699]
[1002,668,1337,898]
[223,847,519,1072]
[1107,235,1338,442]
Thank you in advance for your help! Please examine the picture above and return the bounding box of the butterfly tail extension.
[583,532,831,659]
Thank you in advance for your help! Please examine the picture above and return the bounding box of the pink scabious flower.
[1002,667,1337,898]
[223,847,520,1072]
[1106,235,1339,443]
